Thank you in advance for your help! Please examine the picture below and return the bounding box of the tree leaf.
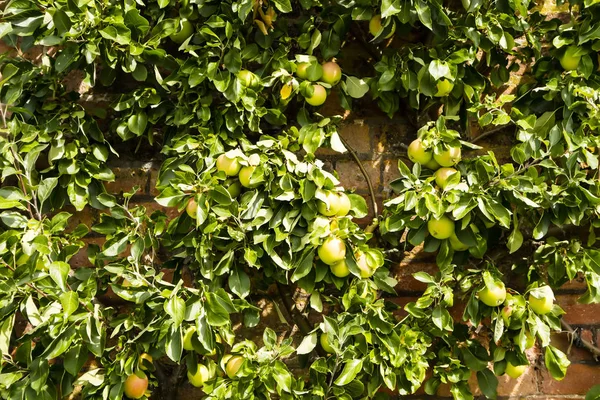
[345,76,370,98]
[334,359,363,386]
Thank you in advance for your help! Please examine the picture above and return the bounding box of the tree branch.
[276,281,326,357]
[561,319,600,360]
[470,123,515,144]
[337,134,379,233]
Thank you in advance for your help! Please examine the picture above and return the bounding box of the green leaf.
[345,76,370,98]
[334,359,363,386]
[49,261,70,291]
[271,0,292,12]
[60,291,79,318]
[586,385,600,400]
[128,112,148,135]
[477,369,498,399]
[544,345,570,380]
[165,296,186,327]
[291,249,314,282]
[53,9,72,35]
[297,332,318,355]
[228,268,250,298]
[38,177,58,205]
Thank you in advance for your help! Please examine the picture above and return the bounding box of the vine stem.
[561,319,600,359]
[337,134,379,233]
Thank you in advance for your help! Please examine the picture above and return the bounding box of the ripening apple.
[434,167,460,189]
[449,233,468,251]
[216,154,242,176]
[322,62,342,85]
[434,79,454,97]
[336,193,351,216]
[423,158,441,170]
[188,364,213,387]
[305,84,327,106]
[317,191,342,217]
[559,46,581,71]
[225,355,244,379]
[433,146,461,167]
[318,237,346,265]
[138,353,153,371]
[320,333,335,353]
[226,179,242,198]
[124,371,149,399]
[478,280,507,307]
[239,166,259,188]
[407,139,433,164]
[529,286,554,314]
[369,15,395,38]
[330,259,350,278]
[296,63,310,79]
[427,215,455,239]
[356,252,375,278]
[505,361,528,379]
[183,326,196,351]
[238,70,260,88]
[186,198,198,219]
[170,20,194,44]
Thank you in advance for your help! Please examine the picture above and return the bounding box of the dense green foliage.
[1,0,600,398]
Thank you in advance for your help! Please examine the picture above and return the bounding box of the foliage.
[1,0,600,398]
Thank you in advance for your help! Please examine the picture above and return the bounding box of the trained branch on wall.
[338,134,379,233]
[561,319,600,360]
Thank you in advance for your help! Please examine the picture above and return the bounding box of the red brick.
[382,159,401,190]
[70,237,105,268]
[339,120,372,155]
[497,363,538,396]
[550,330,596,362]
[149,168,160,196]
[556,295,600,325]
[392,261,437,292]
[104,167,149,195]
[336,160,381,193]
[539,363,600,395]
[142,201,182,221]
[558,273,588,291]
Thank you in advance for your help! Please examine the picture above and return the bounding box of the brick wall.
[63,99,598,398]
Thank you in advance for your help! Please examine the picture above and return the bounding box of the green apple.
[320,333,335,353]
[505,361,527,379]
[305,84,327,106]
[529,286,554,315]
[434,167,460,189]
[434,79,454,97]
[183,326,196,351]
[318,237,346,265]
[317,191,342,217]
[124,371,148,399]
[336,193,351,216]
[369,15,395,38]
[433,146,461,167]
[407,139,433,164]
[186,198,198,219]
[216,154,242,176]
[330,259,350,278]
[356,252,374,278]
[322,62,342,85]
[225,355,244,379]
[170,20,193,44]
[239,166,260,188]
[427,215,455,239]
[479,280,507,307]
[449,233,468,251]
[560,46,581,71]
[188,364,213,387]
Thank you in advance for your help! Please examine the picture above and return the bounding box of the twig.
[337,134,379,232]
[561,319,600,359]
[275,281,326,357]
[470,124,515,144]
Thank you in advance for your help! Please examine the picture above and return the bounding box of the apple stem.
[561,319,600,359]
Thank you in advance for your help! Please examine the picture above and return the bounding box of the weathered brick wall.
[61,101,600,398]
